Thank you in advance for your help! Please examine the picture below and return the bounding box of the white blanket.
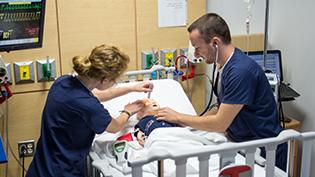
[144,127,226,155]
[92,127,227,176]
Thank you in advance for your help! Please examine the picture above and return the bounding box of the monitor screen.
[0,0,46,52]
[247,50,283,82]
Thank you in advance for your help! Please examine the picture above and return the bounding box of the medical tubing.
[3,90,28,176]
[175,55,195,81]
[277,87,285,128]
[175,55,188,77]
[22,152,25,177]
[199,63,216,116]
[175,55,193,100]
[185,59,192,100]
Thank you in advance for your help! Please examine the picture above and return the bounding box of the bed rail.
[125,65,176,82]
[128,129,315,177]
[300,132,315,177]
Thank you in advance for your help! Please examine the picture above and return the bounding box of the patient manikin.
[134,98,177,146]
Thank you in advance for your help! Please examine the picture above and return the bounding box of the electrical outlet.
[18,140,35,158]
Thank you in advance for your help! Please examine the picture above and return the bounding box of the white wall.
[207,0,265,35]
[207,0,315,175]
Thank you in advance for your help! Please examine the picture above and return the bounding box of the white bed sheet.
[92,127,228,176]
[102,79,196,118]
[94,79,196,140]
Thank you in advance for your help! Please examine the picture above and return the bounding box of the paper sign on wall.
[158,0,187,27]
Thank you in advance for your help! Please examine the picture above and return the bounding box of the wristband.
[120,110,131,118]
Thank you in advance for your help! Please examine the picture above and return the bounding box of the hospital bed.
[88,78,315,177]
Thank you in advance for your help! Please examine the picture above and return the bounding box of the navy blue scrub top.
[217,48,283,142]
[26,75,112,177]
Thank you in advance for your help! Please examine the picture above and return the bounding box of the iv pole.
[263,0,269,70]
[263,0,287,128]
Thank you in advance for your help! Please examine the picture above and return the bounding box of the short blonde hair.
[72,44,130,80]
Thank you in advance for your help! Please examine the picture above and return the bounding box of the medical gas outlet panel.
[36,58,56,82]
[141,48,201,70]
[14,61,35,84]
[1,56,56,85]
[142,49,178,70]
[138,48,201,82]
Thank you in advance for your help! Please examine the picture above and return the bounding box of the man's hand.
[156,107,181,124]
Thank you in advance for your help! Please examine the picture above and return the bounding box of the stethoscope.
[199,44,219,116]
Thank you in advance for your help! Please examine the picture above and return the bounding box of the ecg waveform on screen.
[0,11,41,22]
[0,3,41,11]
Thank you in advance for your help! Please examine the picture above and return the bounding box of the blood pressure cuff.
[134,115,177,136]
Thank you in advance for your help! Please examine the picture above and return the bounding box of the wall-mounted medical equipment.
[4,63,12,84]
[0,81,12,104]
[0,56,12,104]
[36,57,56,82]
[0,55,9,84]
[160,49,177,67]
[14,61,35,84]
[179,48,189,67]
[0,0,47,52]
[174,55,195,81]
[141,50,158,70]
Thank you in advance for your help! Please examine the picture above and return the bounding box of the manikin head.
[136,98,160,119]
[135,98,160,146]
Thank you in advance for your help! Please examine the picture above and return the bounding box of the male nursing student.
[156,13,287,171]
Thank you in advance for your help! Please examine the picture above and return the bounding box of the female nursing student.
[26,44,152,177]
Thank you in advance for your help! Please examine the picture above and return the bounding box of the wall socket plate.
[18,140,35,158]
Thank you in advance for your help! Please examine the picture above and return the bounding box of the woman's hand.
[130,82,153,93]
[124,100,145,116]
